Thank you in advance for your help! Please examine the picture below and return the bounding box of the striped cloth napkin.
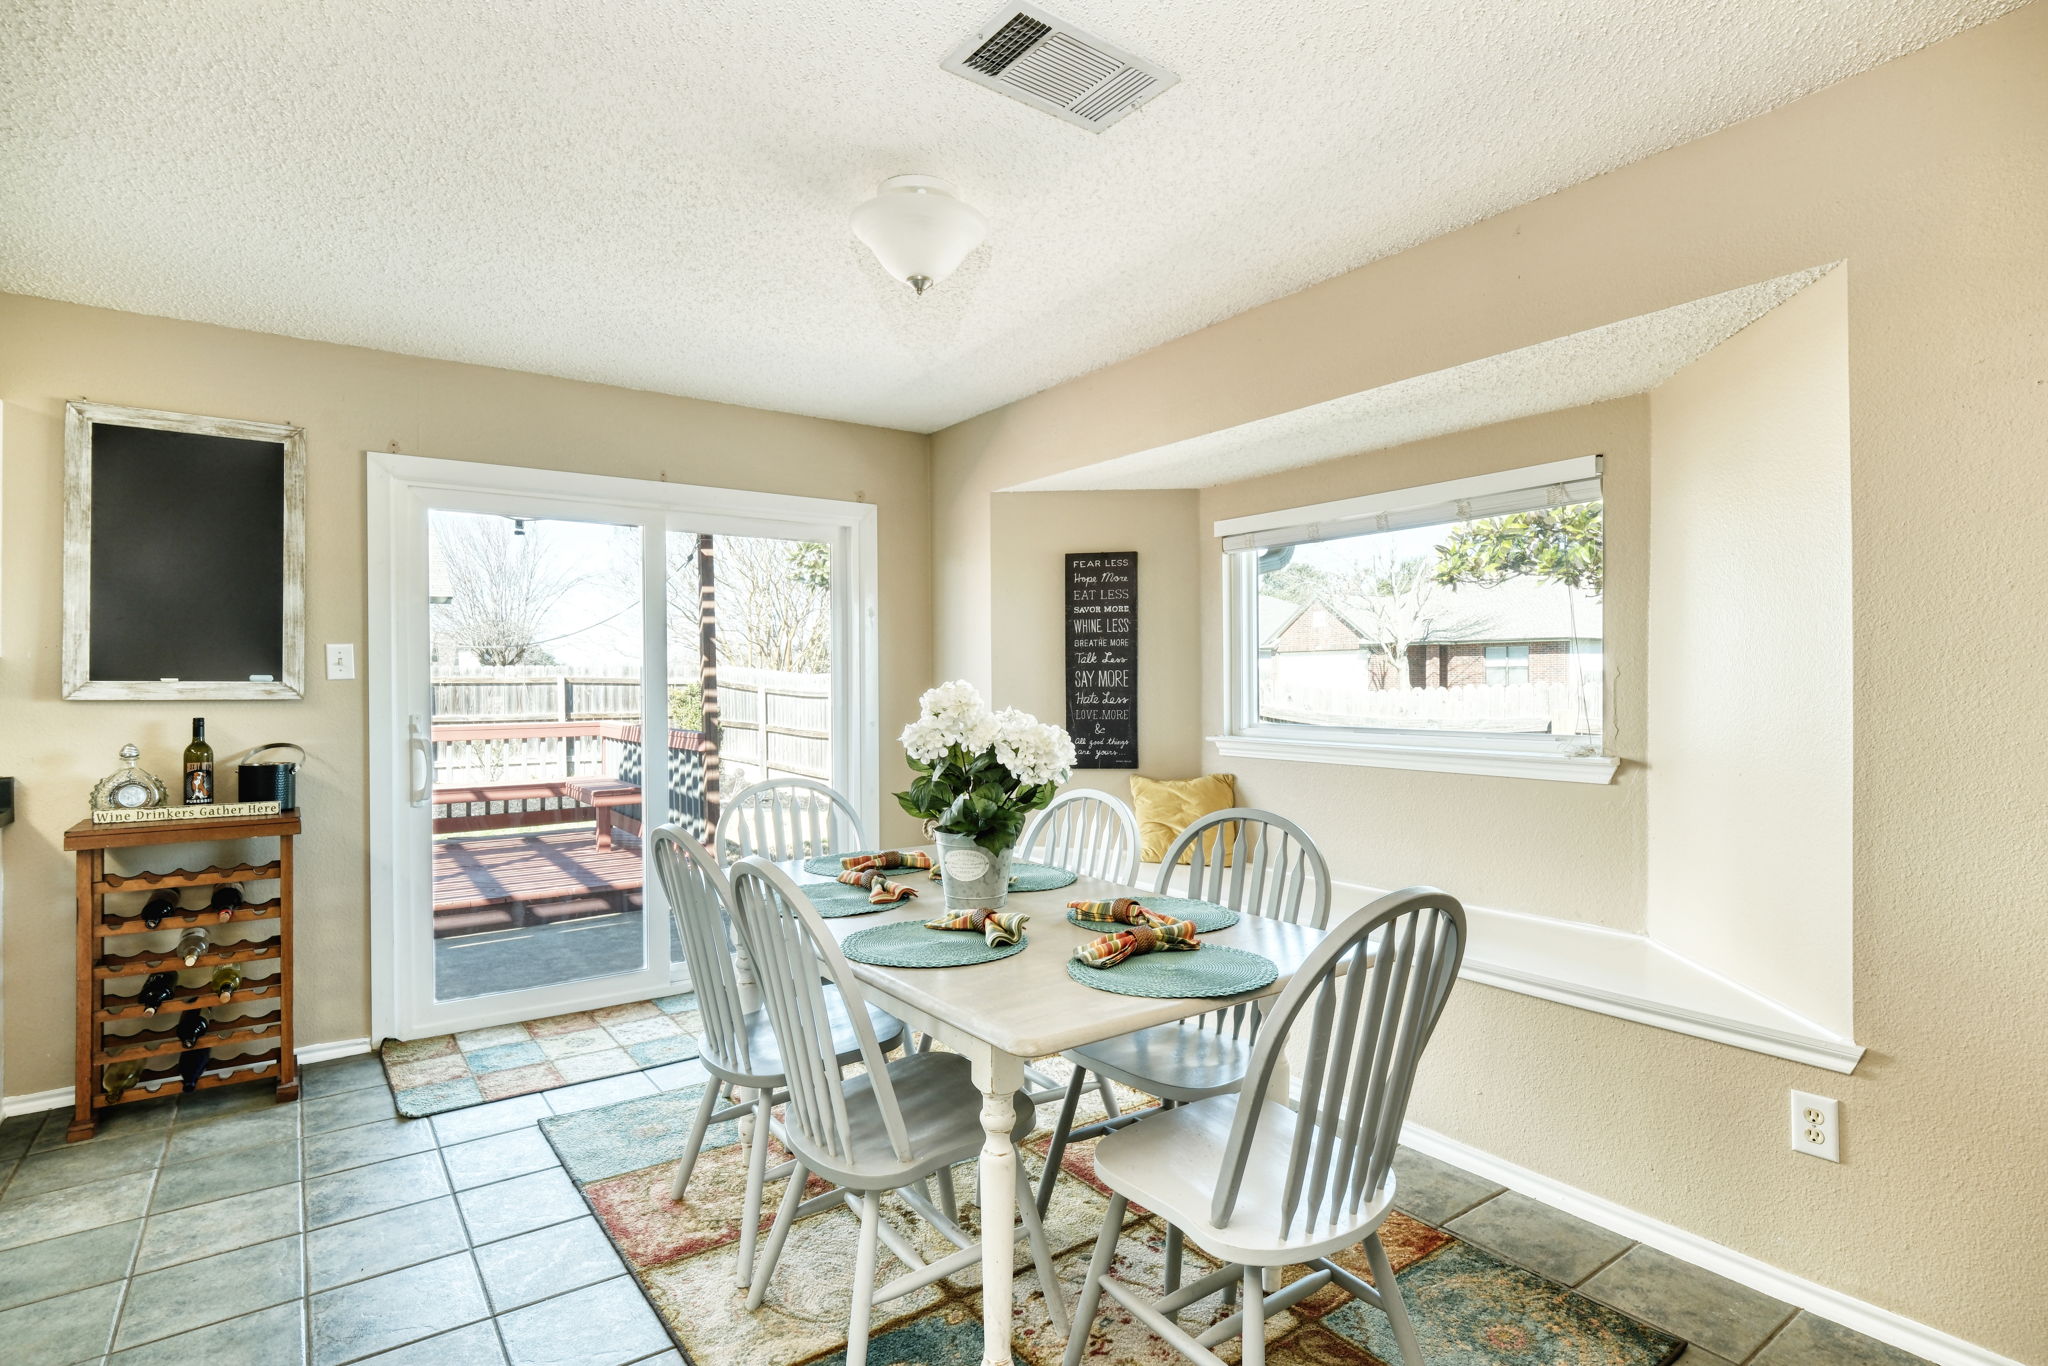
[925,907,1029,946]
[840,850,935,873]
[837,869,919,904]
[1072,917,1201,968]
[1066,897,1177,928]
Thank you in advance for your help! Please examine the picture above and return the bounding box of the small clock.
[91,744,169,812]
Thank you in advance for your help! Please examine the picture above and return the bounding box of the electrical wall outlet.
[325,643,357,681]
[1790,1090,1840,1162]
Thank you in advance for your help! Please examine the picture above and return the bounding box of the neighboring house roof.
[1258,594,1307,647]
[1265,578,1602,651]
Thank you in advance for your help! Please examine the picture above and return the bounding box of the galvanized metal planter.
[935,831,1013,910]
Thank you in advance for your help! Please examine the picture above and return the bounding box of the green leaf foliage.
[1431,502,1603,595]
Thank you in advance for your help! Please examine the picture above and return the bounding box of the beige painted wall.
[988,491,1204,801]
[1648,271,1855,1034]
[931,8,2048,1356]
[0,293,932,1098]
[1197,400,1650,933]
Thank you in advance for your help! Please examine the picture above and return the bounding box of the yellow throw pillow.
[1130,773,1237,865]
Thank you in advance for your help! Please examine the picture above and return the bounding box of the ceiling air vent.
[942,5,1179,133]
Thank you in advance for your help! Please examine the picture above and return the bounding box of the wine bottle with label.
[209,964,244,1003]
[182,718,214,805]
[175,927,211,966]
[175,1009,212,1048]
[176,1047,213,1092]
[140,890,180,929]
[138,971,179,1014]
[101,1059,143,1099]
[207,884,244,921]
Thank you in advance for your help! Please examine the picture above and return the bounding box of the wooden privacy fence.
[1257,676,1603,735]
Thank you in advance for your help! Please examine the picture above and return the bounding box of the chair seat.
[1091,1093,1398,1267]
[710,986,905,1089]
[1066,1019,1254,1102]
[787,1050,1034,1190]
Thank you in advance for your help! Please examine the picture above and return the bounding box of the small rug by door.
[536,1059,1684,1366]
[380,993,703,1117]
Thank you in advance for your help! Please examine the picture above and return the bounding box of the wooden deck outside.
[433,827,644,936]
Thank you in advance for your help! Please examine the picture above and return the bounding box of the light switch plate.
[325,643,357,680]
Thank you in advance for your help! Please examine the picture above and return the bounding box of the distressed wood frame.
[63,400,307,701]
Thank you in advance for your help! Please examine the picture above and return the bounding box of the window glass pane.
[427,511,647,1002]
[664,531,835,965]
[1253,499,1602,739]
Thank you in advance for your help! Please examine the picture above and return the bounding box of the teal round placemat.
[842,921,1027,968]
[799,880,901,919]
[1007,862,1079,893]
[1067,896,1241,934]
[1066,944,1277,999]
[801,850,934,877]
[800,851,1078,893]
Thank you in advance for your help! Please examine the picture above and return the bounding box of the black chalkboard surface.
[89,423,287,683]
[1065,551,1139,769]
[64,401,305,700]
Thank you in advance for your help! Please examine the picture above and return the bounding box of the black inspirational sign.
[1066,551,1139,769]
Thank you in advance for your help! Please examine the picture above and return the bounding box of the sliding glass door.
[369,457,876,1040]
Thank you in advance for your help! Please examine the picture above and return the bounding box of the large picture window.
[1220,458,1608,773]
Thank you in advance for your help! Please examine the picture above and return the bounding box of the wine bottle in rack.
[175,927,212,966]
[138,971,178,1014]
[140,890,180,929]
[207,884,244,921]
[210,964,244,1003]
[175,1009,213,1048]
[182,718,214,805]
[101,1059,143,1099]
[176,1048,214,1092]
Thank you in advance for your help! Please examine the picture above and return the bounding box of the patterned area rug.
[537,1058,1684,1366]
[381,993,703,1116]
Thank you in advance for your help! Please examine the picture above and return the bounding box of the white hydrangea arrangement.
[896,681,1076,852]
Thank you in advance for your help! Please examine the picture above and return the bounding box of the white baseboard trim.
[294,1037,375,1066]
[1,1086,74,1119]
[1401,1122,2023,1366]
[3,1038,377,1118]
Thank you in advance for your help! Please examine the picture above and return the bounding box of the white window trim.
[1216,470,1619,784]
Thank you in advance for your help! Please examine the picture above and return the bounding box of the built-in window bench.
[1143,862,1863,1073]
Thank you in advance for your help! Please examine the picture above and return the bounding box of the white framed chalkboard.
[63,400,306,701]
[1065,551,1138,768]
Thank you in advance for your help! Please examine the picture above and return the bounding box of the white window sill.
[1346,880,1865,1074]
[1208,733,1620,784]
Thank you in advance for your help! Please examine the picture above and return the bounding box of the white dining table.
[783,856,1335,1366]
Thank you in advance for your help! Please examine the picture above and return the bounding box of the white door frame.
[366,452,880,1043]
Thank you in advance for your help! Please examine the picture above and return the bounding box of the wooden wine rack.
[64,810,301,1141]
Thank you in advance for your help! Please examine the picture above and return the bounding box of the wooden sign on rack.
[1065,551,1139,769]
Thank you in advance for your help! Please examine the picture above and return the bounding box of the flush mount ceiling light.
[850,175,988,296]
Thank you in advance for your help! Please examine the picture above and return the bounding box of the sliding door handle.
[408,715,431,807]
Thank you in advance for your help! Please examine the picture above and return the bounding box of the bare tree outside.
[433,514,586,667]
[1340,554,1441,690]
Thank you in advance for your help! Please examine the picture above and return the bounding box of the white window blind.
[1216,455,1601,554]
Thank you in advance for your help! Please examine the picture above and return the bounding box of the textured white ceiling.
[0,2,2017,433]
[1010,266,1835,491]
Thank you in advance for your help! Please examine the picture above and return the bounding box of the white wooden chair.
[651,825,906,1289]
[1021,788,1142,885]
[715,777,867,864]
[1035,808,1331,1223]
[1063,887,1467,1366]
[726,855,1066,1366]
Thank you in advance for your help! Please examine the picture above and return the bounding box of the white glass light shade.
[850,175,988,295]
